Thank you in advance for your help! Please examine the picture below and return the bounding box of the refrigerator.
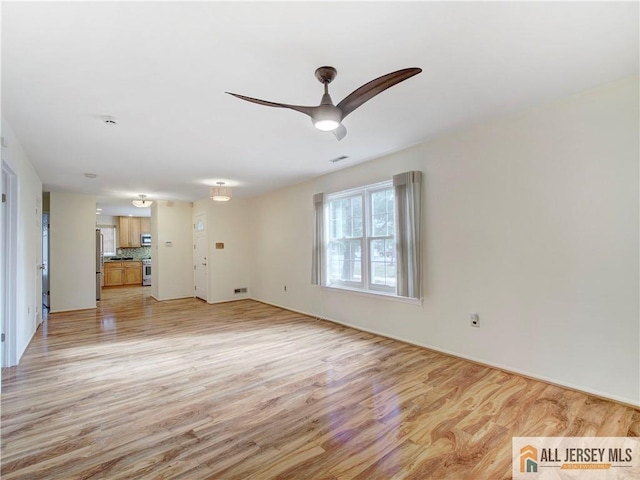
[96,229,103,301]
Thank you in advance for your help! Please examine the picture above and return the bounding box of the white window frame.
[326,180,396,296]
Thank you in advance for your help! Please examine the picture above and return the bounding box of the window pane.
[330,219,338,239]
[352,197,363,236]
[387,189,395,235]
[370,238,396,288]
[371,190,386,215]
[328,239,362,283]
[371,239,385,259]
[354,215,363,237]
[329,195,362,239]
[99,226,116,256]
[342,210,352,237]
[387,210,395,236]
[371,189,395,236]
[372,213,388,236]
[343,198,352,237]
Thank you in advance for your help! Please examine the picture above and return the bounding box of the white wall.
[152,200,193,301]
[49,192,97,312]
[250,77,640,406]
[0,119,43,363]
[251,181,322,314]
[96,214,115,226]
[193,198,252,304]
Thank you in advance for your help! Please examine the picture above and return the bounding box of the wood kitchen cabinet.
[124,262,142,285]
[118,216,141,247]
[104,262,125,286]
[140,217,151,235]
[104,261,142,287]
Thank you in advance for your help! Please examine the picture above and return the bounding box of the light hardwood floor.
[2,287,638,479]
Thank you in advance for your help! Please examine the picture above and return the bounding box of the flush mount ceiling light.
[210,182,232,202]
[132,194,153,208]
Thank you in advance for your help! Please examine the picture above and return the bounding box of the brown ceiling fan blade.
[226,92,316,117]
[336,68,422,119]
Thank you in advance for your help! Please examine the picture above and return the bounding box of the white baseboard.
[49,306,97,314]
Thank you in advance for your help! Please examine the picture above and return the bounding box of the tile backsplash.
[112,246,151,259]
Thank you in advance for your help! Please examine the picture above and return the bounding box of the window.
[313,171,422,299]
[98,226,116,256]
[326,181,396,294]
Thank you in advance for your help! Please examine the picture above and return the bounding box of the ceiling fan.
[226,66,422,141]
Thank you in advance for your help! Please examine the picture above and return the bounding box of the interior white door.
[42,212,49,308]
[35,197,42,325]
[193,213,208,301]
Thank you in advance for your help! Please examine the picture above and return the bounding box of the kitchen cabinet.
[140,217,151,235]
[104,261,142,287]
[118,216,141,247]
[104,262,125,287]
[124,262,142,285]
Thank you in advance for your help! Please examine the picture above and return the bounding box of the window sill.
[321,285,423,305]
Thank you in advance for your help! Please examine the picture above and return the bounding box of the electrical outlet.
[470,313,480,328]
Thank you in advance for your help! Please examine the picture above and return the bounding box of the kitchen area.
[96,215,151,300]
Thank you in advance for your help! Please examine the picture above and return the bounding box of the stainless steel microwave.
[141,234,151,246]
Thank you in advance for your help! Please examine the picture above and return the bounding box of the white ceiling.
[2,2,638,217]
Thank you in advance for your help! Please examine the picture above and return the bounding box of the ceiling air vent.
[102,115,118,125]
[329,155,349,164]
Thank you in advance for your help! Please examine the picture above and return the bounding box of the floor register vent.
[234,287,248,294]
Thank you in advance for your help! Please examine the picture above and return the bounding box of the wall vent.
[234,287,248,294]
[329,155,349,164]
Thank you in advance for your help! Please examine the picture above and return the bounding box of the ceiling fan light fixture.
[314,119,340,131]
[132,194,153,208]
[312,104,342,132]
[210,182,232,202]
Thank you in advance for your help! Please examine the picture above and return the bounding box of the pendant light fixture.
[132,194,153,208]
[210,182,232,202]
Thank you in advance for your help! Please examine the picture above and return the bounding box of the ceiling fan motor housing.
[315,66,337,84]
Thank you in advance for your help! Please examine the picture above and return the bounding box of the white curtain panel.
[393,171,422,298]
[311,192,325,285]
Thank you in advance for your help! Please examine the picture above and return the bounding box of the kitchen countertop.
[104,258,143,262]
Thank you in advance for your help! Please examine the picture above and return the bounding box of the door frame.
[1,160,18,367]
